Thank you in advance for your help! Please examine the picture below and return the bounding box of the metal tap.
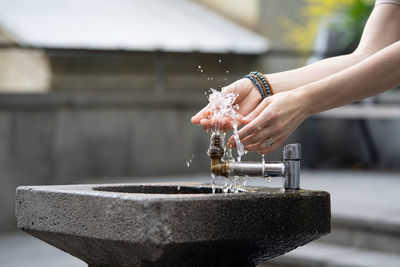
[208,133,301,190]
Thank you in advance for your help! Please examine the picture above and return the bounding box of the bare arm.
[229,40,400,153]
[268,3,400,93]
[192,3,400,139]
[304,40,400,115]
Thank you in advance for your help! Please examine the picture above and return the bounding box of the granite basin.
[16,183,330,267]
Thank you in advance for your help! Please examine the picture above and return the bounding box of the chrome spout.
[207,133,301,190]
[228,162,285,177]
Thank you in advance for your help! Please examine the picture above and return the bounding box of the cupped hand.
[191,78,262,131]
[227,89,310,154]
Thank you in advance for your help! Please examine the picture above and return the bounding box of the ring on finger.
[263,137,274,148]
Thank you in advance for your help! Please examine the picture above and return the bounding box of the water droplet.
[185,154,195,167]
[177,186,181,191]
[198,65,201,69]
[226,70,229,74]
[218,59,222,63]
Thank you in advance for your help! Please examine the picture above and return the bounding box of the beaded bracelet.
[244,74,265,99]
[250,71,273,97]
[249,73,268,97]
[244,71,274,100]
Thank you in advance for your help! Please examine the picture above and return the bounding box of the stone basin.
[15,183,331,267]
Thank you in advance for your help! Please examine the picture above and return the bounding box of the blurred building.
[0,0,399,233]
[0,0,274,231]
[0,0,268,92]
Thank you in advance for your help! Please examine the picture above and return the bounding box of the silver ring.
[264,137,274,148]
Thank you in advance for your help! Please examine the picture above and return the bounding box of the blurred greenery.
[332,0,374,51]
[281,0,375,55]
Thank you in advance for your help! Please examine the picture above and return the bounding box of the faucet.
[208,132,301,190]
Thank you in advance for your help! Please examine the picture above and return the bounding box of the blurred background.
[1,0,399,266]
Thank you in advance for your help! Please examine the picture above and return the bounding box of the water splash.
[206,88,247,193]
[211,173,216,194]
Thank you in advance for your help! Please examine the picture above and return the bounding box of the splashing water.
[211,173,216,194]
[207,88,245,160]
[206,88,247,193]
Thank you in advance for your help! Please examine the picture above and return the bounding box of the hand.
[191,78,262,131]
[228,88,310,154]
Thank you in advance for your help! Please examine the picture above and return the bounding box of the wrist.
[264,73,285,94]
[292,86,313,119]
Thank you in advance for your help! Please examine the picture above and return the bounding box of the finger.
[241,97,271,124]
[228,126,266,149]
[200,119,213,131]
[215,118,229,132]
[201,117,232,132]
[227,133,238,148]
[191,104,211,124]
[244,137,275,152]
[257,138,283,154]
[228,115,266,147]
[245,135,283,154]
[241,126,273,146]
[220,118,234,131]
[238,105,279,140]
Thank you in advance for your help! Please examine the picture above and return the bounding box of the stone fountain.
[15,143,331,267]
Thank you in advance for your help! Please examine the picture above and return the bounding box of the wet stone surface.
[16,183,331,267]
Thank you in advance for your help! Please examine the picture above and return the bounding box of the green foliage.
[331,0,374,50]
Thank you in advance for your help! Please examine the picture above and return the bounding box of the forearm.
[268,3,400,94]
[301,40,400,116]
[267,52,370,93]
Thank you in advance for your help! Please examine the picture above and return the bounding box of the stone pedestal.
[16,183,330,267]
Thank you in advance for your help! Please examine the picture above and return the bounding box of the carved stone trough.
[15,183,330,267]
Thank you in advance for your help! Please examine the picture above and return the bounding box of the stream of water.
[206,88,250,193]
[194,62,272,193]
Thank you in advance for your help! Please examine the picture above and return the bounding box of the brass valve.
[207,133,229,177]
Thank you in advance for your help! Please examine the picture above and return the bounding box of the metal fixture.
[208,132,301,190]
